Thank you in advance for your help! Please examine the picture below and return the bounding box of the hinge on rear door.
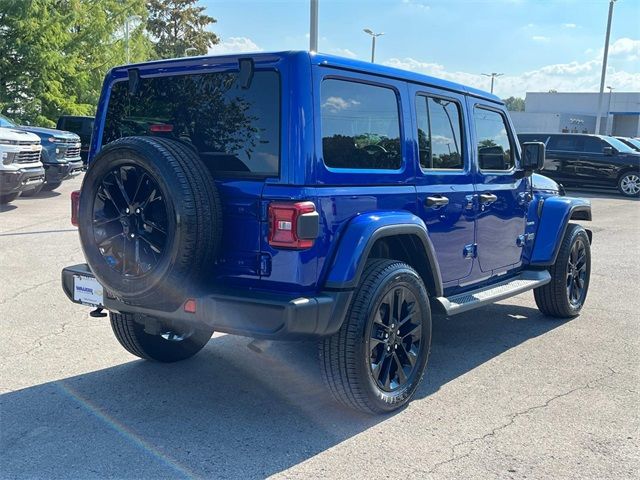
[463,243,477,259]
[259,253,272,276]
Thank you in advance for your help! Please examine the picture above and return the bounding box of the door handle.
[479,193,498,205]
[425,196,449,208]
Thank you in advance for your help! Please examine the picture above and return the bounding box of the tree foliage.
[0,0,152,126]
[503,96,525,112]
[147,0,218,59]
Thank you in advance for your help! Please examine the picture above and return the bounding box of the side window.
[321,79,402,170]
[548,135,578,152]
[582,137,603,154]
[474,108,514,171]
[415,95,463,170]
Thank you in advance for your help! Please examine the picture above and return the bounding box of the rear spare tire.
[78,136,222,308]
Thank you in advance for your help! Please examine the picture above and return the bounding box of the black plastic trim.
[325,224,444,297]
[61,264,352,339]
[297,211,320,239]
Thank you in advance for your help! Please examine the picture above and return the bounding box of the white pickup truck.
[0,127,45,204]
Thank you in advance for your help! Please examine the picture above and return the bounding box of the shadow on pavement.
[0,303,567,478]
[564,188,638,201]
[17,189,62,200]
[0,203,18,213]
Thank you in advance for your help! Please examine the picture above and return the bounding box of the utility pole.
[310,0,318,52]
[481,72,504,94]
[363,29,384,63]
[595,0,617,135]
[124,15,141,64]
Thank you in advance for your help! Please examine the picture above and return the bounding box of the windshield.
[620,137,640,151]
[0,115,16,128]
[603,136,637,153]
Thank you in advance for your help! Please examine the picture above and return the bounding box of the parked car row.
[517,132,640,197]
[0,114,91,204]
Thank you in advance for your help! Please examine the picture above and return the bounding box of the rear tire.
[534,223,591,318]
[0,193,19,204]
[319,259,432,414]
[110,312,213,362]
[42,181,62,192]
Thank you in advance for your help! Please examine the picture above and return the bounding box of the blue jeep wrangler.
[62,52,592,414]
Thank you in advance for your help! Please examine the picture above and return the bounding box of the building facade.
[510,92,640,137]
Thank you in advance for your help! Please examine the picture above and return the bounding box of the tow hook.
[89,307,108,318]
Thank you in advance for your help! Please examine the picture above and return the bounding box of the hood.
[0,127,41,143]
[17,125,80,141]
[532,173,561,193]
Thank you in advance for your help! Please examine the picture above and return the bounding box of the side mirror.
[603,146,614,156]
[520,141,545,176]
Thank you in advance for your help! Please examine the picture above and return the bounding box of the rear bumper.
[61,264,352,339]
[44,160,84,184]
[0,166,45,195]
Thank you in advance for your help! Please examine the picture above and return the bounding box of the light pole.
[310,0,319,52]
[606,86,615,135]
[363,29,384,63]
[481,72,504,94]
[594,0,617,135]
[124,15,141,64]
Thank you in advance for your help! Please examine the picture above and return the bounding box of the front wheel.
[319,259,432,414]
[618,172,640,197]
[534,224,591,318]
[110,312,213,362]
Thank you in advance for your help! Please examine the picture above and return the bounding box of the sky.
[201,0,640,98]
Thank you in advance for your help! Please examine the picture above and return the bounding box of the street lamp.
[184,47,198,56]
[363,29,384,63]
[481,72,504,94]
[594,0,618,135]
[606,86,615,135]
[124,15,142,64]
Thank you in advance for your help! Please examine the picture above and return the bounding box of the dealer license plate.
[73,275,104,307]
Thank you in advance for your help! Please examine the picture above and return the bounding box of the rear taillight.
[268,201,319,249]
[149,124,174,133]
[71,190,80,226]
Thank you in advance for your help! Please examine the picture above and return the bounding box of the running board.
[434,270,551,316]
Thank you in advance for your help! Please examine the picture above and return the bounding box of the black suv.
[518,133,640,197]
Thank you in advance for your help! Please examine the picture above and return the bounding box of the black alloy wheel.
[368,286,423,392]
[93,164,168,278]
[566,237,588,307]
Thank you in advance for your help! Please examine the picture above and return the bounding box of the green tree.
[0,0,152,126]
[147,0,219,59]
[503,96,525,112]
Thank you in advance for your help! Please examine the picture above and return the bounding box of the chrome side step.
[434,270,551,316]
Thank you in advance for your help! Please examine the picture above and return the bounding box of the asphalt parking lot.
[1,176,638,479]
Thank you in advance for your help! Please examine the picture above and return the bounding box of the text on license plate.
[73,275,104,307]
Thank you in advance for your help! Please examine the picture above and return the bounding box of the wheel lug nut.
[395,344,398,350]
[397,330,400,335]
[391,324,395,328]
[125,207,130,214]
[130,233,135,238]
[385,333,389,339]
[135,208,141,214]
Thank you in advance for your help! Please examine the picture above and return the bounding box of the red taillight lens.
[268,201,318,249]
[71,190,80,226]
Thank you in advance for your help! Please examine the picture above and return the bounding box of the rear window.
[547,135,578,152]
[102,70,280,176]
[60,118,93,135]
[321,79,402,170]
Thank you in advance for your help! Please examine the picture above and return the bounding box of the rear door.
[100,64,281,284]
[470,101,528,273]
[410,86,476,284]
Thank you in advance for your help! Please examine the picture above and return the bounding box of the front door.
[471,102,528,274]
[412,88,476,284]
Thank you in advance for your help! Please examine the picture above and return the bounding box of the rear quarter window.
[320,79,402,170]
[102,70,280,177]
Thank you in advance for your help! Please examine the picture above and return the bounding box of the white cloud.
[562,23,577,28]
[607,37,640,61]
[532,35,550,42]
[402,0,430,10]
[383,57,640,98]
[330,48,358,59]
[322,96,360,113]
[208,37,262,55]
